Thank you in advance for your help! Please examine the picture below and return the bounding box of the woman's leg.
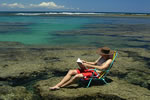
[49,69,78,89]
[61,74,84,87]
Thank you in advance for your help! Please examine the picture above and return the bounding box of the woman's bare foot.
[49,86,60,90]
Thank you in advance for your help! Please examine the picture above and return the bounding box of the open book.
[76,58,86,69]
[77,58,82,63]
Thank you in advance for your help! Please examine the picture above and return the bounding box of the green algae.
[0,43,150,99]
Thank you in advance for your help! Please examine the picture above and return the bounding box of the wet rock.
[0,70,50,86]
[34,77,150,100]
[112,48,150,90]
[44,57,61,62]
[0,86,36,100]
[125,71,150,89]
[0,41,25,48]
[0,44,150,99]
[81,53,92,56]
[66,55,75,57]
[0,45,52,86]
[2,64,9,68]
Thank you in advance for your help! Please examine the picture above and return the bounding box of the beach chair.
[86,51,118,88]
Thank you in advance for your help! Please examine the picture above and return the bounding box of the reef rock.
[0,86,36,100]
[34,77,150,100]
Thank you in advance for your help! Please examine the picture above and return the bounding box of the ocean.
[0,12,150,99]
[0,11,150,49]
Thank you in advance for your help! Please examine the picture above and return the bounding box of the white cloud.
[1,2,79,10]
[29,2,65,9]
[2,3,25,8]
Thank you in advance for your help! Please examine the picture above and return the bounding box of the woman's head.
[97,46,113,58]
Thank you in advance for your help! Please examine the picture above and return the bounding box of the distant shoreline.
[0,11,150,17]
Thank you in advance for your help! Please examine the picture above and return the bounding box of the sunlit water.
[0,12,150,49]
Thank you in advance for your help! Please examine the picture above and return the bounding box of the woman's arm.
[82,59,112,70]
[81,56,101,65]
[82,61,96,65]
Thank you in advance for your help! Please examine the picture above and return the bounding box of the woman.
[49,46,113,90]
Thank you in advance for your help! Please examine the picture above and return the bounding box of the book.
[76,58,86,69]
[76,58,82,63]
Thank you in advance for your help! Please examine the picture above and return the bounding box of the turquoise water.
[0,12,150,49]
[0,16,91,45]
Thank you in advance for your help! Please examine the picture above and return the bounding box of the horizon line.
[0,10,150,14]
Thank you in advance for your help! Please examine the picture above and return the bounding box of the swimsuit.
[76,57,107,80]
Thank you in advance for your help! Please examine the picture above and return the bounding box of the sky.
[0,0,150,13]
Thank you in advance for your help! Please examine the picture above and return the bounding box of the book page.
[76,58,86,69]
[77,58,82,63]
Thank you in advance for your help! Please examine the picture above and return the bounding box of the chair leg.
[102,78,108,84]
[87,78,93,88]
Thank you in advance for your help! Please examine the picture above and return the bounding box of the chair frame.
[86,51,118,88]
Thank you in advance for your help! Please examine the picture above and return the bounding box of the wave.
[0,11,149,16]
[15,12,105,16]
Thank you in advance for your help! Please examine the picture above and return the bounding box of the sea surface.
[0,11,150,49]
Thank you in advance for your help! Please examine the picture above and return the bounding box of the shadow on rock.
[43,57,61,63]
[51,70,68,77]
[77,77,113,88]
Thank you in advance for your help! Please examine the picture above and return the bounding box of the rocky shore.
[0,42,150,100]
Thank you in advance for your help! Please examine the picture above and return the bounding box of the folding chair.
[86,51,118,88]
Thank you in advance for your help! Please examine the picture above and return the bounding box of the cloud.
[1,2,79,10]
[2,3,25,8]
[29,2,65,9]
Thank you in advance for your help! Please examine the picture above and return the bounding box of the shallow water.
[0,16,90,44]
[0,12,150,49]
